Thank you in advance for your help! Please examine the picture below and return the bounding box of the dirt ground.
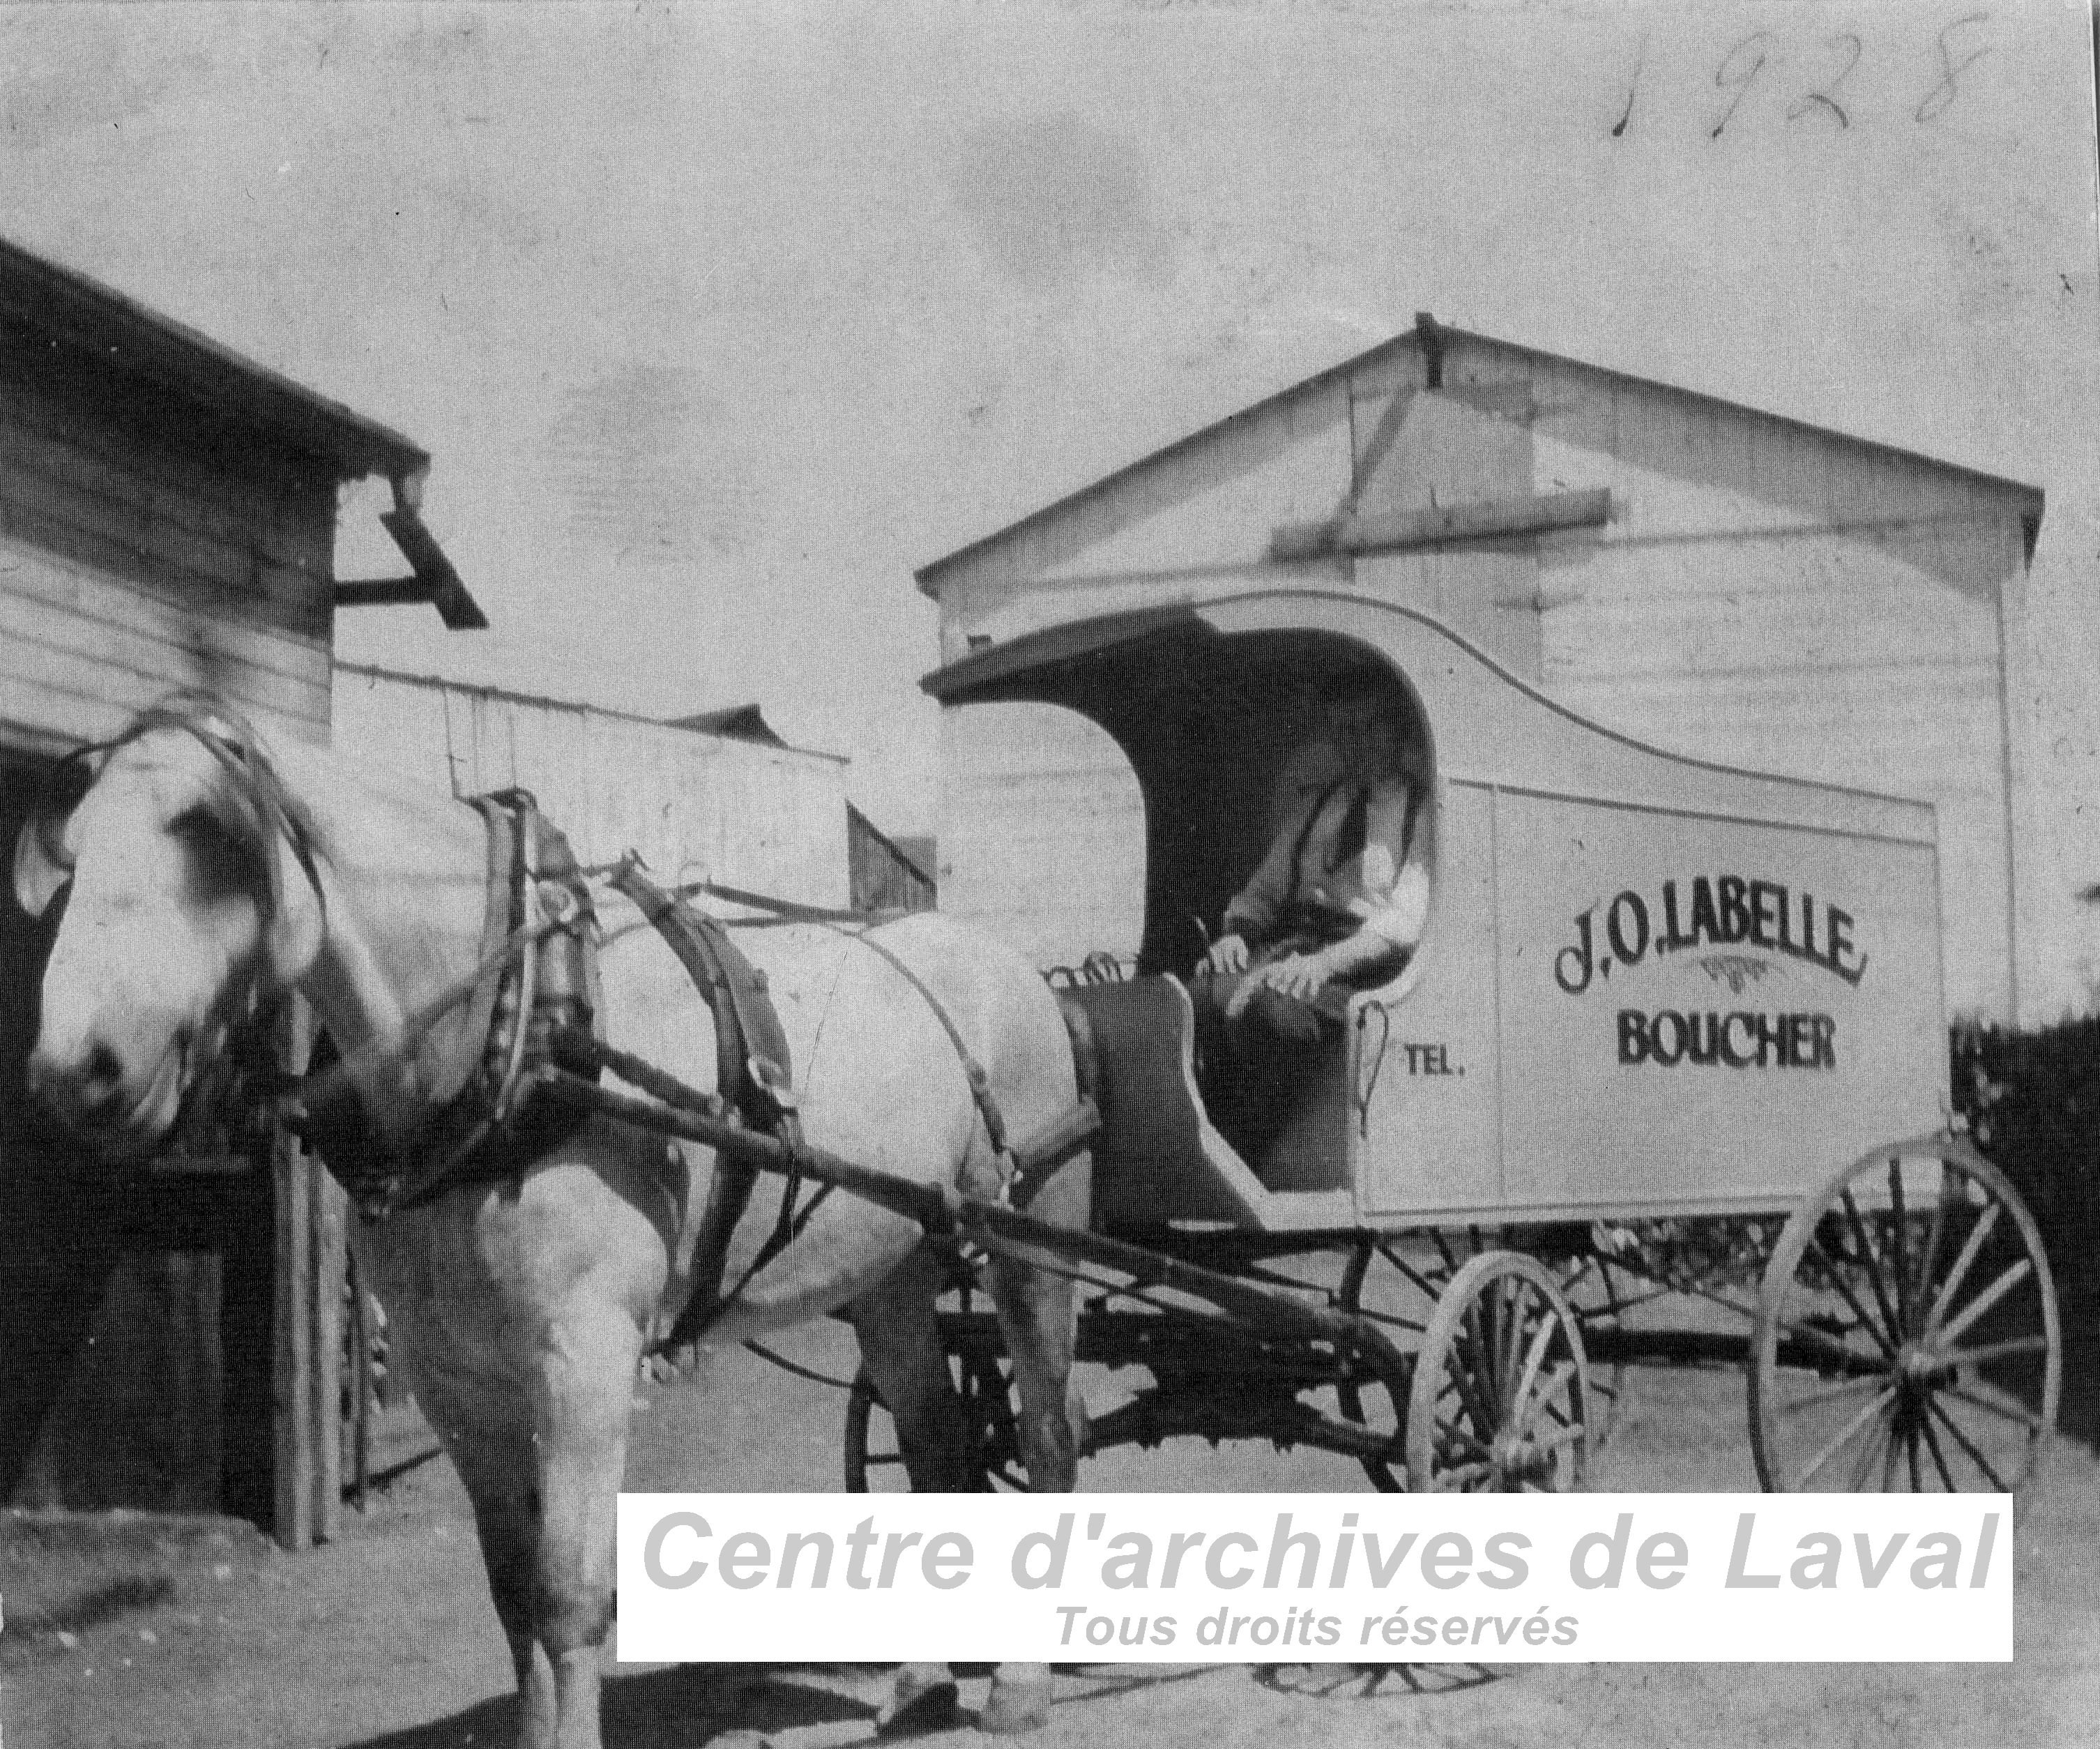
[6,1311,2099,1749]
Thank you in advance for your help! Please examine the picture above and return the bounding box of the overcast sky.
[4,0,2095,849]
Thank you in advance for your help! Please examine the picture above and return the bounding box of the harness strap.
[847,930,1012,1160]
[637,877,1023,1183]
[611,864,796,1128]
[611,863,810,1355]
[414,793,524,1113]
[291,792,600,1221]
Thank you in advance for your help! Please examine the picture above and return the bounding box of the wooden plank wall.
[331,667,851,909]
[0,338,337,753]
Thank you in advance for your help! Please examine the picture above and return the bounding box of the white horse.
[14,700,1089,1749]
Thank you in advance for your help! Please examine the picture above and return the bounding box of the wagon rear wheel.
[1406,1251,1592,1492]
[844,1340,1029,1492]
[1749,1136,2060,1494]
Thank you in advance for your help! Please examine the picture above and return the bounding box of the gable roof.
[915,315,2045,596]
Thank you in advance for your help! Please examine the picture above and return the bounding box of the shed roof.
[915,315,2046,595]
[665,702,789,747]
[0,236,429,484]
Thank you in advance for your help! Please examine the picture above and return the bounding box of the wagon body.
[820,587,2063,1496]
[925,590,1946,1232]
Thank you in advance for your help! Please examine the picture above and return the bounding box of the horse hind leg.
[847,1246,971,1736]
[846,1242,975,1492]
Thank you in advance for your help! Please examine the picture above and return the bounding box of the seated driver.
[1192,669,1429,1159]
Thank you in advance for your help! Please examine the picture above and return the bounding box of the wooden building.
[333,668,853,910]
[918,316,2045,1028]
[848,804,936,914]
[0,238,471,1544]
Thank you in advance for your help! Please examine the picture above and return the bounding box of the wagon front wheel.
[1749,1136,2059,1493]
[1406,1251,1592,1492]
[844,1342,1029,1492]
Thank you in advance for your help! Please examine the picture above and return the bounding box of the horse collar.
[294,789,602,1222]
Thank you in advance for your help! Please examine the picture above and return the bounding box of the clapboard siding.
[0,318,342,527]
[0,527,330,745]
[0,532,328,678]
[331,667,851,911]
[2,457,328,632]
[0,407,332,581]
[0,291,348,759]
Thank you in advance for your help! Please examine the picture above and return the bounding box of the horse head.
[13,697,326,1158]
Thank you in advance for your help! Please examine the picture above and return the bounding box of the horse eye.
[169,807,259,892]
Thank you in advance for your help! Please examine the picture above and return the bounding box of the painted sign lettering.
[1618,1008,1837,1070]
[1554,874,1868,996]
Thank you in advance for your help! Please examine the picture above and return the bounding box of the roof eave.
[913,318,2048,596]
[0,236,429,484]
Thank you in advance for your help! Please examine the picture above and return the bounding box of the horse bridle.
[30,694,327,925]
[30,696,328,1150]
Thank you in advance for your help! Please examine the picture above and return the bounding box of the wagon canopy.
[925,600,1432,976]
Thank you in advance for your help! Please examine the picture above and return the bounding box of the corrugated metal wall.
[332,665,851,909]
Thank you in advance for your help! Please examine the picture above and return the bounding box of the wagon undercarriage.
[841,1135,2060,1499]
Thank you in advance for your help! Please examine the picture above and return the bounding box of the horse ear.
[12,803,76,918]
[262,833,326,983]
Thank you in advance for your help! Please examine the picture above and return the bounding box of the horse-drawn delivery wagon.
[10,586,2055,1748]
[844,588,2057,1498]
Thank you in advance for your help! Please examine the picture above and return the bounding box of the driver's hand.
[1266,954,1330,1001]
[1201,933,1250,976]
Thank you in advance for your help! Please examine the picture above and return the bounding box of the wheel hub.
[1894,1340,1954,1393]
[1489,1430,1551,1485]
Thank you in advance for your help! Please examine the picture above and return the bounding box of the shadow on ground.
[343,1665,867,1749]
[341,1660,1252,1749]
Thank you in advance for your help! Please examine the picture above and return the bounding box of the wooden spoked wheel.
[1335,1235,1443,1490]
[1750,1136,2060,1494]
[1406,1251,1592,1492]
[1551,1251,1632,1452]
[844,1340,1029,1492]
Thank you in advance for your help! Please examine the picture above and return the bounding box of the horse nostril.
[31,1037,127,1126]
[83,1039,124,1097]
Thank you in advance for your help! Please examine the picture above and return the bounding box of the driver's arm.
[1256,779,1429,996]
[1205,787,1322,969]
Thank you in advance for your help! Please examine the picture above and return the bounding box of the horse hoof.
[977,1674,1053,1735]
[876,1672,960,1737]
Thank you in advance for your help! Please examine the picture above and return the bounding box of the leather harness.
[288,791,1067,1354]
[61,700,1091,1353]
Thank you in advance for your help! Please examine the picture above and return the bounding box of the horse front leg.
[420,1386,561,1745]
[525,1295,647,1749]
[981,1145,1091,1735]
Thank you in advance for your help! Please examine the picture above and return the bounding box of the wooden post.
[271,1119,314,1550]
[312,1160,347,1544]
[268,998,348,1551]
